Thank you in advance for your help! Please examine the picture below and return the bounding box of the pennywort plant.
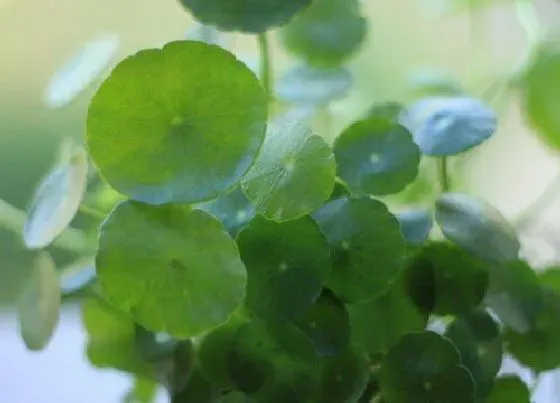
[5,0,560,402]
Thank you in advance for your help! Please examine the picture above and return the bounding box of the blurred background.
[2,0,560,401]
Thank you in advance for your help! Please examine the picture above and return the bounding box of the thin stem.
[513,170,560,230]
[437,157,450,193]
[0,198,89,253]
[257,32,272,101]
[514,0,543,46]
[79,204,107,221]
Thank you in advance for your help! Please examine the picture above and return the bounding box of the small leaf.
[379,331,475,403]
[334,117,421,196]
[236,215,331,321]
[485,260,543,333]
[122,377,158,403]
[241,111,336,221]
[312,196,406,302]
[18,252,61,351]
[405,242,489,316]
[96,200,247,338]
[23,146,88,249]
[295,290,350,357]
[435,192,520,262]
[348,272,428,355]
[44,34,120,108]
[486,375,531,403]
[504,287,560,371]
[402,96,497,156]
[279,0,367,67]
[445,309,503,399]
[395,208,434,246]
[87,40,267,205]
[275,64,352,106]
[59,257,96,295]
[178,0,311,33]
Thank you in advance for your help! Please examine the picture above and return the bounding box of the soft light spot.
[279,262,288,272]
[370,152,382,165]
[424,381,432,391]
[335,374,343,382]
[236,209,248,223]
[309,321,317,329]
[171,116,184,126]
[341,240,350,250]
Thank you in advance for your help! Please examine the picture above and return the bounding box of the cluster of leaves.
[14,0,560,402]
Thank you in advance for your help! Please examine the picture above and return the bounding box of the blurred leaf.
[123,377,158,403]
[96,201,247,338]
[59,257,96,295]
[365,101,405,122]
[236,215,330,321]
[395,208,433,246]
[18,252,61,351]
[539,267,560,293]
[486,375,530,403]
[172,369,220,403]
[406,68,463,98]
[87,41,267,205]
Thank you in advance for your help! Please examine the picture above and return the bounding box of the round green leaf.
[24,146,88,249]
[312,196,406,302]
[435,192,520,262]
[445,309,503,398]
[402,96,497,156]
[241,111,336,221]
[87,40,267,205]
[18,252,61,351]
[486,375,530,403]
[405,242,489,316]
[314,347,370,403]
[504,287,560,371]
[348,272,427,355]
[379,331,475,403]
[396,208,433,246]
[295,290,350,357]
[96,200,247,338]
[275,64,352,106]
[44,34,120,108]
[278,0,367,67]
[334,117,421,196]
[237,215,330,321]
[485,260,543,333]
[178,0,311,33]
[365,101,405,122]
[59,257,96,295]
[198,187,255,237]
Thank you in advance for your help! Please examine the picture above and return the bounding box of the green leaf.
[198,187,255,237]
[379,331,475,403]
[406,68,463,98]
[486,375,530,403]
[23,146,88,249]
[335,117,421,196]
[395,208,433,246]
[227,318,320,400]
[485,260,543,333]
[241,111,336,221]
[364,102,405,122]
[539,266,560,293]
[87,40,267,205]
[504,287,560,371]
[445,309,503,399]
[402,96,497,156]
[18,252,61,351]
[275,64,352,106]
[236,215,330,321]
[59,257,96,295]
[520,41,560,150]
[178,0,311,33]
[312,196,406,302]
[435,192,520,262]
[348,272,428,355]
[313,347,370,403]
[122,377,158,403]
[44,34,120,108]
[405,242,489,316]
[172,369,220,403]
[96,200,247,338]
[278,0,367,67]
[295,290,350,357]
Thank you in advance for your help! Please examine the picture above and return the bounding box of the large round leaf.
[236,215,331,321]
[395,208,433,246]
[334,117,421,196]
[241,111,336,221]
[278,0,367,67]
[379,331,475,403]
[435,192,520,262]
[18,252,61,351]
[178,0,311,33]
[402,96,497,156]
[486,375,530,403]
[87,40,267,205]
[23,146,88,249]
[95,200,247,338]
[312,196,406,302]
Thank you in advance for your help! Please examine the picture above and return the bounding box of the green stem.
[79,204,107,221]
[437,157,450,193]
[0,198,89,253]
[514,0,543,46]
[258,32,272,101]
[513,170,560,230]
